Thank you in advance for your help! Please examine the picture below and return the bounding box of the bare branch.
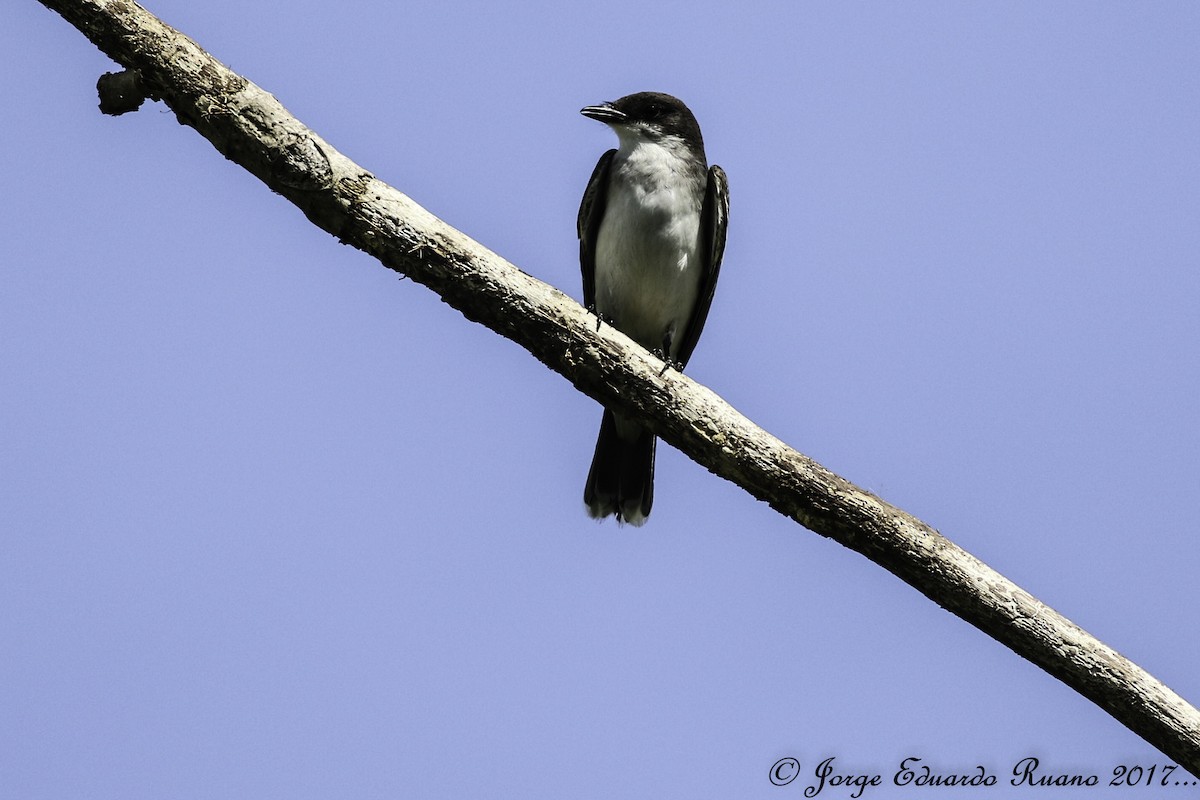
[35,0,1200,774]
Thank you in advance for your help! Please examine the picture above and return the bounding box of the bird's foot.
[652,348,683,377]
[589,306,614,332]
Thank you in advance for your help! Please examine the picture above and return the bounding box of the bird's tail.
[583,408,656,526]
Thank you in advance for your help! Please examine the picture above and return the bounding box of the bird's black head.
[581,91,705,150]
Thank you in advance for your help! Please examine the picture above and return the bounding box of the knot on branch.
[97,69,149,115]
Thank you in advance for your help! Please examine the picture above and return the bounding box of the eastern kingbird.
[578,91,729,525]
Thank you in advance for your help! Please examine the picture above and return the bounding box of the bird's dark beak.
[580,102,626,123]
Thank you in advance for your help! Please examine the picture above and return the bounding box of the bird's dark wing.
[578,149,616,311]
[675,164,729,369]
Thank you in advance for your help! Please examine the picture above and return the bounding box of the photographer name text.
[768,756,1197,796]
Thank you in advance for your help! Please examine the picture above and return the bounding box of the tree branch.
[36,0,1200,774]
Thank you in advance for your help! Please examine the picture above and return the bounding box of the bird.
[577,91,729,525]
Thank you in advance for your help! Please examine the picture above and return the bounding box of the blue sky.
[4,1,1199,797]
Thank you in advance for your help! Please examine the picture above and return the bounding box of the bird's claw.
[589,306,614,331]
[652,348,682,377]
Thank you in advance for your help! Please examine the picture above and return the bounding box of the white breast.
[594,136,705,357]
